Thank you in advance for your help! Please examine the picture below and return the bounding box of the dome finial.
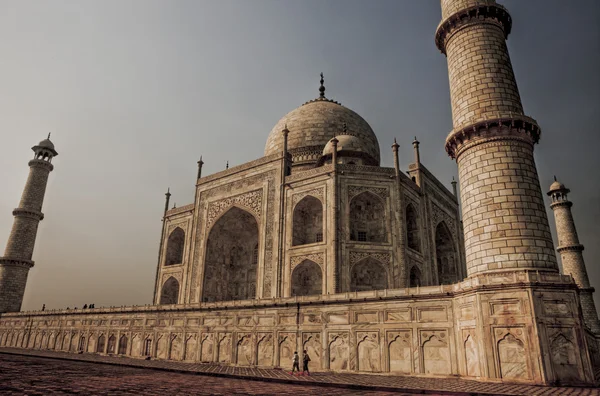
[554,175,557,182]
[343,122,347,133]
[319,72,326,99]
[47,132,51,139]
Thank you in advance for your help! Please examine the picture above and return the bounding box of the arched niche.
[349,192,387,243]
[435,221,458,285]
[409,266,421,287]
[165,227,185,266]
[406,204,420,252]
[160,276,180,305]
[291,260,322,296]
[350,257,388,292]
[203,206,259,302]
[292,196,323,246]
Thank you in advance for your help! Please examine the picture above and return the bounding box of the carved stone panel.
[200,333,214,363]
[292,188,325,206]
[184,334,198,361]
[156,334,168,359]
[278,333,297,368]
[302,333,321,370]
[388,331,411,373]
[207,190,263,227]
[236,333,253,366]
[170,334,183,361]
[218,333,232,363]
[357,332,380,372]
[463,332,480,377]
[257,333,274,367]
[329,332,349,371]
[548,328,581,383]
[421,330,451,375]
[496,329,529,380]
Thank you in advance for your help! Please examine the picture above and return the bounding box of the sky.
[0,0,598,311]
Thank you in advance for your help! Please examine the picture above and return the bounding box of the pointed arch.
[497,333,528,380]
[203,206,259,302]
[435,221,457,285]
[165,227,185,266]
[291,260,322,296]
[107,335,116,354]
[118,335,128,355]
[409,266,421,287]
[160,276,180,305]
[350,257,388,292]
[406,204,420,251]
[97,334,106,353]
[292,196,323,246]
[350,191,387,243]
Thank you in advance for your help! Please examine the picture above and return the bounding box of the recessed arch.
[118,335,128,355]
[291,260,322,296]
[409,266,421,287]
[349,191,387,243]
[165,227,185,266]
[160,276,180,305]
[203,206,259,302]
[435,221,458,285]
[350,257,388,292]
[406,204,420,252]
[97,334,106,353]
[292,196,323,246]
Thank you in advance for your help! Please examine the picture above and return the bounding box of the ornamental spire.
[319,72,326,99]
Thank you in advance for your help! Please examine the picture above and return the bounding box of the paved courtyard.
[0,348,598,395]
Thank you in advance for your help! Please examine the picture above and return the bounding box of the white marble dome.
[264,98,380,168]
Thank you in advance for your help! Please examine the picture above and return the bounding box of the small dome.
[38,138,55,151]
[265,99,380,168]
[322,135,366,155]
[549,180,565,191]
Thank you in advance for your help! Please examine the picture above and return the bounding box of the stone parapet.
[0,271,595,385]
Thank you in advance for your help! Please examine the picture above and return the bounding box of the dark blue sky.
[0,0,598,309]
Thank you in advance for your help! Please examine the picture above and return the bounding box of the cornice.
[435,3,512,54]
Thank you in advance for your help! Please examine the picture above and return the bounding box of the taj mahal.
[0,0,598,386]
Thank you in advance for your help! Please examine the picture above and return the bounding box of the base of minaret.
[0,258,34,313]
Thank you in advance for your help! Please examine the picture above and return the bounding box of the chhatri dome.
[264,73,380,170]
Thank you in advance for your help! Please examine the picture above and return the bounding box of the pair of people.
[291,350,310,375]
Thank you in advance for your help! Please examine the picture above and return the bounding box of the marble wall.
[1,272,596,385]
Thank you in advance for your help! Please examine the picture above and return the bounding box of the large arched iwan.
[202,206,259,302]
[349,191,387,243]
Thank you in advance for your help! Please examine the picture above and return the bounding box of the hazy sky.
[0,0,598,311]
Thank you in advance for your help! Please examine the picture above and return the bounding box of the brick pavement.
[1,347,598,396]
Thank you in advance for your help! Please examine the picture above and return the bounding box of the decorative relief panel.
[490,299,522,316]
[206,189,263,227]
[357,332,380,372]
[328,332,349,370]
[421,330,451,375]
[542,299,570,317]
[547,327,581,382]
[349,251,391,266]
[302,333,322,370]
[167,222,187,234]
[495,328,529,380]
[348,186,388,201]
[292,188,324,206]
[387,331,412,373]
[161,271,182,285]
[290,253,324,271]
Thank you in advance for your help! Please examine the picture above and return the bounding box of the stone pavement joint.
[1,347,598,396]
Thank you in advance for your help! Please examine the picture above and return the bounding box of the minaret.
[548,178,600,334]
[0,135,58,313]
[436,0,558,276]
